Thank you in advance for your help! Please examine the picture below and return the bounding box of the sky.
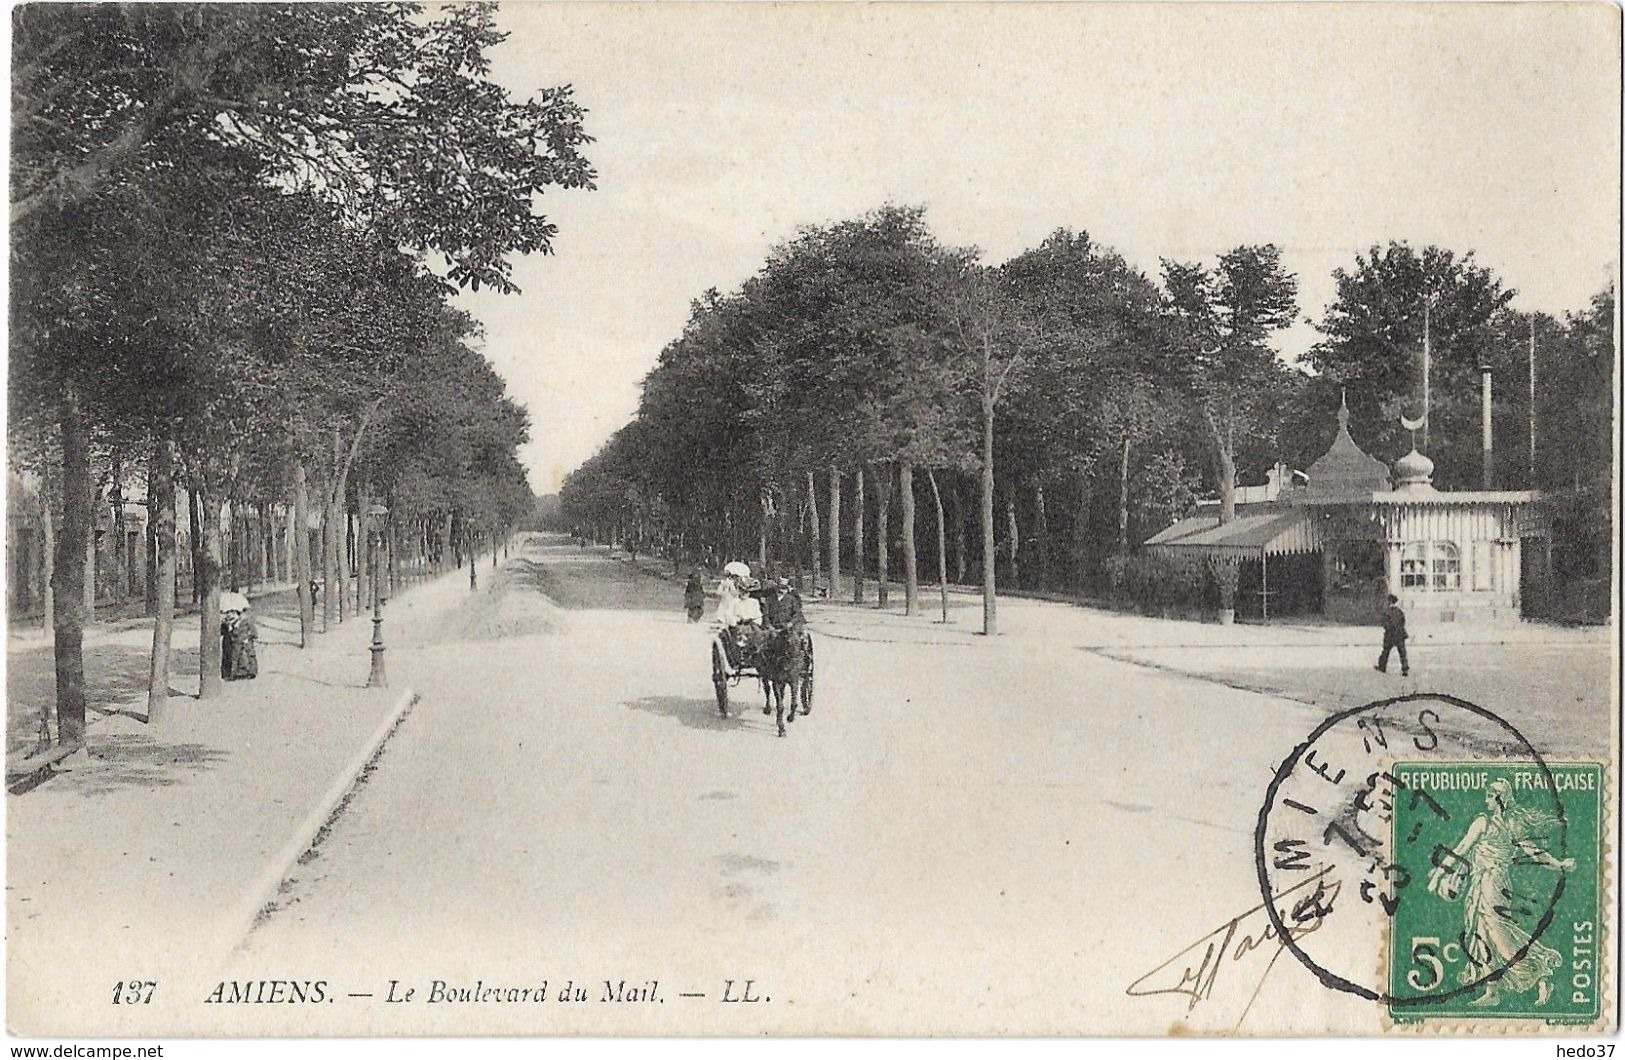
[451,2,1621,494]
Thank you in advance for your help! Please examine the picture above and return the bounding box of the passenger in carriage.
[714,562,764,667]
[714,562,762,626]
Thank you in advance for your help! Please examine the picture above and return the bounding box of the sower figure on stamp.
[1375,593,1409,676]
[1426,778,1574,1007]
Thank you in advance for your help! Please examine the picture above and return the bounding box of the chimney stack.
[1479,362,1494,489]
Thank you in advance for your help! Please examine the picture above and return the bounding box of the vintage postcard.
[5,0,1618,1046]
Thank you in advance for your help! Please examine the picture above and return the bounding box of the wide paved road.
[227,534,1442,1035]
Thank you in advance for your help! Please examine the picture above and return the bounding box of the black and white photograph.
[4,0,1619,1048]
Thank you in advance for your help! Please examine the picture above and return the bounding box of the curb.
[808,622,991,647]
[215,684,420,962]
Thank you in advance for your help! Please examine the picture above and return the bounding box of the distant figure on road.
[1375,593,1409,676]
[684,570,706,622]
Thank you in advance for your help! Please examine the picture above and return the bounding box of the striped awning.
[1144,510,1321,559]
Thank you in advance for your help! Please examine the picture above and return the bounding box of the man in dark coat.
[1375,593,1409,676]
[763,576,805,634]
[760,576,808,717]
[763,575,806,673]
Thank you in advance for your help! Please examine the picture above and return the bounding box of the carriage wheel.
[799,636,814,715]
[712,641,730,716]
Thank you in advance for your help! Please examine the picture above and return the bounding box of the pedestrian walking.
[1375,593,1409,676]
[684,569,706,622]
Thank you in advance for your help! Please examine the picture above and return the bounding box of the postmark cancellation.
[1256,693,1612,1032]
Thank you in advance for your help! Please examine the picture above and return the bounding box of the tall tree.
[13,3,595,292]
[1161,245,1299,523]
[935,257,1040,635]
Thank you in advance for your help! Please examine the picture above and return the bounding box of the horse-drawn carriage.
[710,622,815,736]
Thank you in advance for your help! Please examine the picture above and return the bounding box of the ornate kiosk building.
[1146,398,1547,624]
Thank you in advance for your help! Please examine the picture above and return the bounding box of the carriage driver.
[762,575,805,634]
[761,575,807,701]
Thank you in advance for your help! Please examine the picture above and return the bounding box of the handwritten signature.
[1125,869,1340,1020]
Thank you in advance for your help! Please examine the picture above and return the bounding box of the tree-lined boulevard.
[11,4,1612,761]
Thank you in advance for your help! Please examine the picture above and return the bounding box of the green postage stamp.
[1386,761,1603,1024]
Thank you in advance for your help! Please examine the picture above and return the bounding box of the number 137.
[112,980,156,1005]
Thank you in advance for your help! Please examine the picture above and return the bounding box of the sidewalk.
[5,565,474,1036]
[6,580,308,759]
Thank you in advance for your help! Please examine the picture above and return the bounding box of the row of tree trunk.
[577,459,1161,630]
[38,393,508,748]
[22,468,317,630]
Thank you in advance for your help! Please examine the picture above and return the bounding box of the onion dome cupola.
[1299,390,1392,501]
[1392,447,1437,492]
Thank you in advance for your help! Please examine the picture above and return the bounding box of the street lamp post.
[367,502,389,688]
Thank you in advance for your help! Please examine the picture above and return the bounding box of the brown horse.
[756,626,805,737]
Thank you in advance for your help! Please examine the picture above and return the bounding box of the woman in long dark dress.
[683,571,706,623]
[221,604,259,680]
